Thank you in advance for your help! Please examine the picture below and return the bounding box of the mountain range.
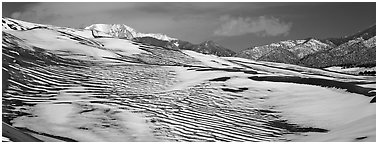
[237,25,376,68]
[87,24,236,57]
[86,19,375,69]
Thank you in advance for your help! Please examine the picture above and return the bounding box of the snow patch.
[37,104,74,125]
[225,77,375,130]
[96,38,149,56]
[12,85,160,142]
[182,50,243,68]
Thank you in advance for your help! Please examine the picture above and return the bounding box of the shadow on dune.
[248,76,375,97]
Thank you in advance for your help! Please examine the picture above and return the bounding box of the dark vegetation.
[358,71,376,76]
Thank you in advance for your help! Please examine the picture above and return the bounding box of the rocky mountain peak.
[85,24,137,39]
[85,23,176,41]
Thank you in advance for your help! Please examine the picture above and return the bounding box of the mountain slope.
[180,40,236,57]
[325,25,376,46]
[289,38,334,59]
[237,38,332,63]
[257,48,298,64]
[300,36,376,68]
[237,25,376,69]
[132,37,236,57]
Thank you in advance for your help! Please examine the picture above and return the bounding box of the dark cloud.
[2,2,37,16]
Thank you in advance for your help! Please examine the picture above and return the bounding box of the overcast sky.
[2,2,376,52]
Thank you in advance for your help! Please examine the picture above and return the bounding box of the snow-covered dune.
[2,17,376,142]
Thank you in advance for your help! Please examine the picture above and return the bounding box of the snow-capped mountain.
[85,24,177,41]
[85,24,236,57]
[85,24,136,39]
[237,25,376,68]
[237,38,333,63]
[300,36,376,68]
[300,25,376,68]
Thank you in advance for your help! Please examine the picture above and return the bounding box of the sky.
[2,2,376,52]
